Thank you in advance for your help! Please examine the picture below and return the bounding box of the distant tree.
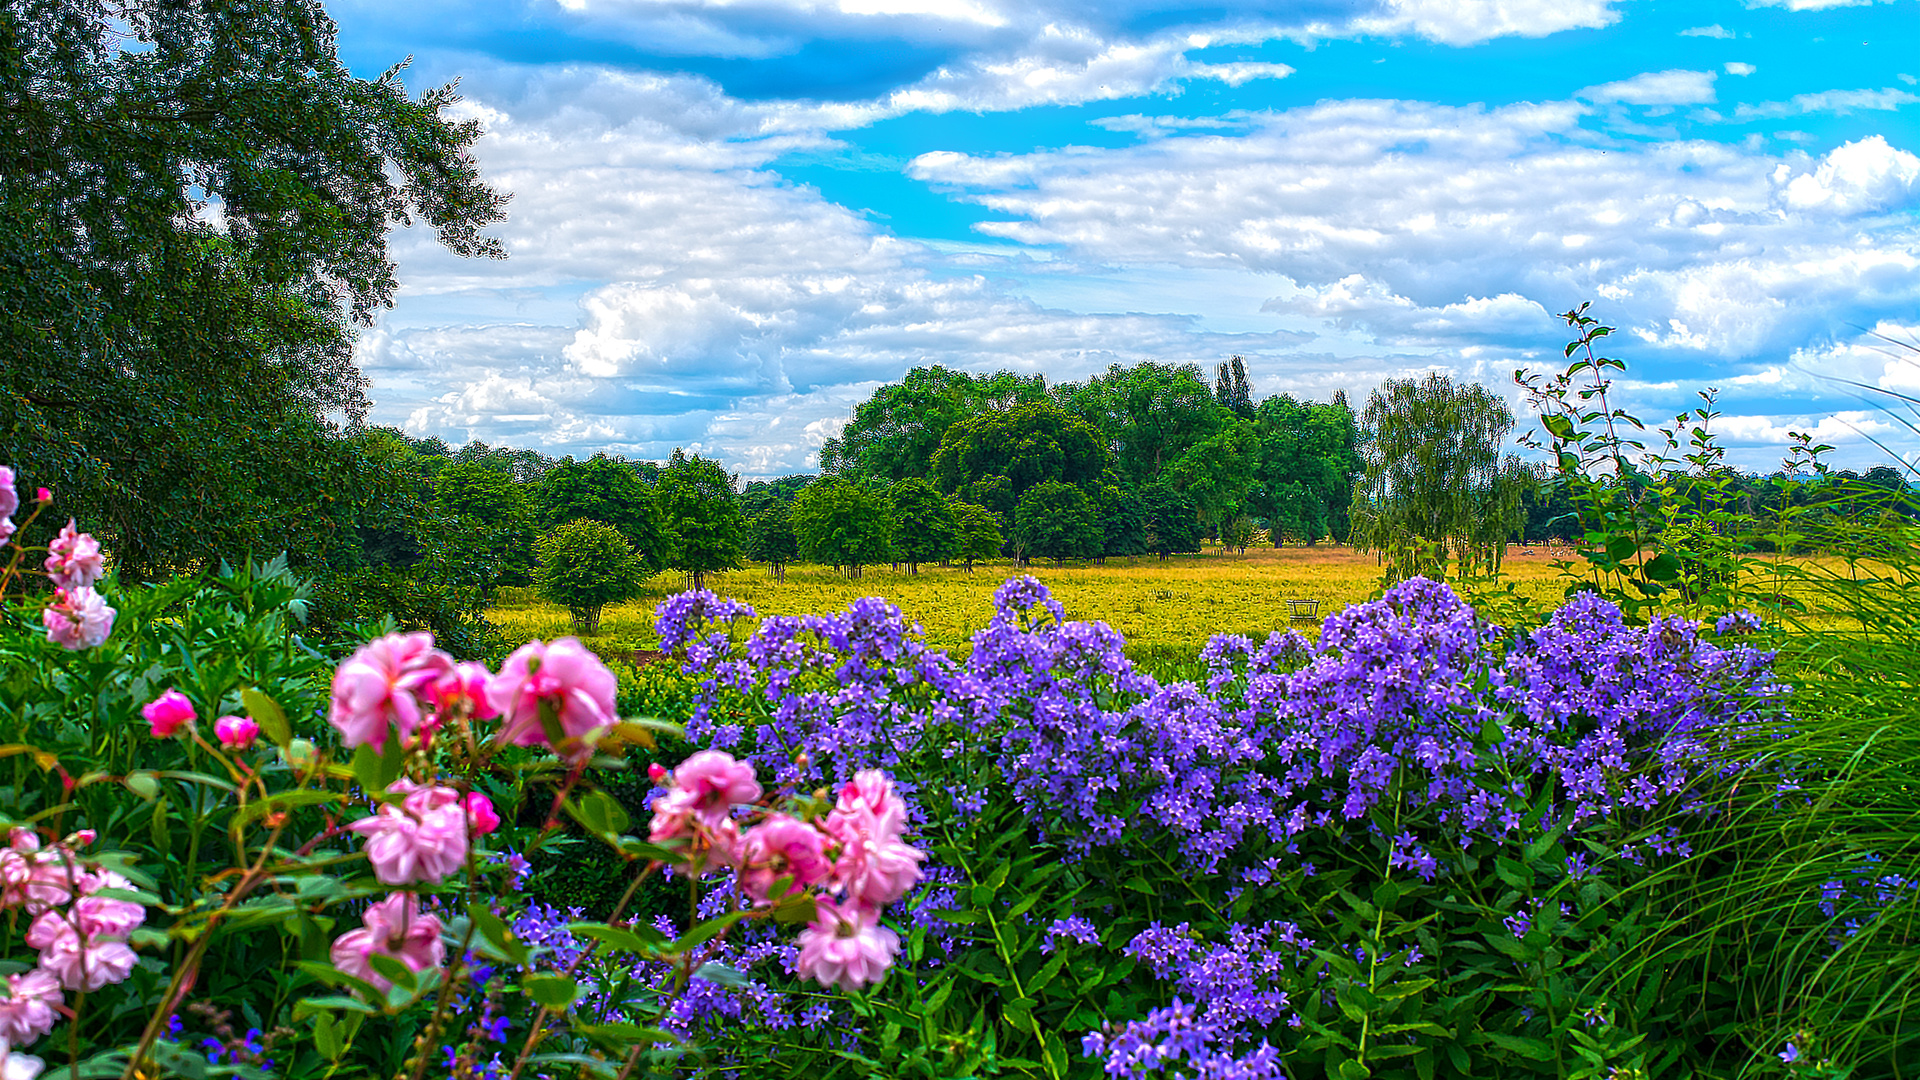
[745,503,800,581]
[1142,482,1203,560]
[1348,373,1529,581]
[1054,362,1226,488]
[1092,482,1148,560]
[821,366,1048,480]
[792,478,894,578]
[1214,355,1254,418]
[535,519,647,634]
[740,475,816,516]
[930,402,1110,503]
[1248,394,1360,546]
[886,478,960,574]
[431,460,538,592]
[1221,514,1258,554]
[658,449,745,591]
[1165,419,1256,534]
[949,500,1004,572]
[956,474,1016,519]
[1013,480,1102,565]
[536,455,676,572]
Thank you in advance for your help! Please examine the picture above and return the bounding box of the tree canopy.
[929,401,1110,511]
[0,0,509,580]
[792,477,893,577]
[658,449,744,590]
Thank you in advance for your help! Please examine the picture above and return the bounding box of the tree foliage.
[658,449,744,590]
[1011,480,1102,564]
[536,455,675,573]
[929,401,1110,506]
[886,477,959,573]
[948,500,1003,571]
[791,477,893,577]
[821,367,1047,481]
[0,0,509,580]
[745,503,800,579]
[1350,372,1529,581]
[534,518,647,634]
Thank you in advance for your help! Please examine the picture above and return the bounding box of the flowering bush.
[0,465,922,1080]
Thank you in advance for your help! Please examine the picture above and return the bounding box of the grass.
[486,544,1577,658]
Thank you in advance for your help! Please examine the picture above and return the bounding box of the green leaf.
[242,687,292,748]
[1123,876,1156,894]
[693,962,751,987]
[293,995,378,1020]
[569,921,667,956]
[1485,1033,1555,1062]
[568,790,631,837]
[311,1012,344,1059]
[524,972,580,1009]
[123,771,159,802]
[1337,1059,1372,1080]
[366,953,417,994]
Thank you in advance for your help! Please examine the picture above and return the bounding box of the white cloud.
[1724,62,1756,77]
[1734,87,1920,119]
[1778,135,1920,212]
[1351,0,1621,46]
[1261,276,1556,345]
[1580,69,1717,106]
[1680,24,1733,38]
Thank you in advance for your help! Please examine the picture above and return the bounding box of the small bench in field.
[1287,598,1320,621]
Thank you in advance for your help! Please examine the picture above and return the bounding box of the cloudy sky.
[329,0,1920,476]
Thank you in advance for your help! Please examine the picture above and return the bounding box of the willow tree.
[1349,373,1530,582]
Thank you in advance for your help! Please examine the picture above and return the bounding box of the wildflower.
[1778,1043,1800,1064]
[793,898,900,992]
[736,814,831,903]
[213,715,258,750]
[464,792,501,835]
[142,690,196,739]
[349,782,469,886]
[0,1037,44,1080]
[0,467,15,548]
[0,971,61,1046]
[25,912,138,992]
[426,661,498,720]
[42,521,102,591]
[669,751,763,827]
[41,586,113,650]
[330,893,446,993]
[328,632,453,751]
[487,638,618,764]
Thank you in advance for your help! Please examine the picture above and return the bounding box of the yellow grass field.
[488,544,1585,657]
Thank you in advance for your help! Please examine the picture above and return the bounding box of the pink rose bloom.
[70,870,145,937]
[328,632,453,751]
[0,1038,44,1080]
[835,770,908,840]
[426,661,499,720]
[141,690,195,739]
[670,751,763,827]
[0,838,76,916]
[486,638,618,764]
[463,792,500,835]
[647,788,697,845]
[330,893,446,993]
[25,914,138,992]
[41,586,113,650]
[42,520,103,591]
[827,811,926,909]
[0,467,16,549]
[793,898,901,993]
[213,714,258,749]
[0,970,60,1046]
[736,814,831,903]
[349,783,469,885]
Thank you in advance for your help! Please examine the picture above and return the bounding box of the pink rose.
[349,783,469,886]
[463,792,500,835]
[0,1038,45,1080]
[330,893,446,994]
[25,913,138,992]
[835,770,908,840]
[42,520,103,591]
[141,690,195,739]
[670,751,763,827]
[0,970,60,1046]
[736,814,830,903]
[0,467,15,550]
[213,715,258,749]
[793,898,901,993]
[328,632,453,751]
[426,661,499,720]
[486,638,618,765]
[41,587,113,650]
[33,488,49,503]
[827,811,926,909]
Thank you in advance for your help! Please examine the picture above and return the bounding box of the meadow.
[488,544,1578,657]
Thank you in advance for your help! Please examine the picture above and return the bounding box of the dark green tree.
[534,519,647,634]
[1248,394,1360,546]
[1349,373,1529,581]
[0,1,509,580]
[792,477,893,578]
[886,477,959,573]
[745,503,800,581]
[658,449,744,591]
[536,455,675,572]
[740,475,815,516]
[949,500,1003,571]
[1092,482,1148,560]
[1142,482,1203,559]
[1011,480,1102,564]
[431,460,538,591]
[1054,362,1226,487]
[821,366,1049,480]
[929,401,1110,503]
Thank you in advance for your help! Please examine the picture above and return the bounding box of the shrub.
[534,517,647,633]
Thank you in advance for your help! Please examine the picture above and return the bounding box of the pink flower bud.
[142,690,195,738]
[648,762,669,784]
[33,488,50,503]
[213,715,259,749]
[464,792,501,835]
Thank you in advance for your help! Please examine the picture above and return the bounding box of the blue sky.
[327,0,1920,476]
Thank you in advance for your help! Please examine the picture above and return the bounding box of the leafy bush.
[307,563,507,661]
[535,517,648,633]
